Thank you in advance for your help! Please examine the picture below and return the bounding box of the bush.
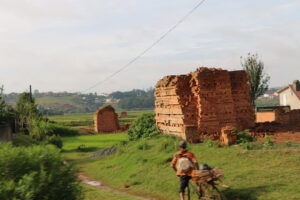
[50,123,80,136]
[28,118,54,140]
[203,138,220,148]
[12,134,38,147]
[263,136,274,148]
[285,141,292,147]
[128,113,160,141]
[46,135,63,149]
[28,118,79,140]
[237,129,254,144]
[0,144,82,200]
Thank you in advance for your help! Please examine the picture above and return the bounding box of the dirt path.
[78,173,156,200]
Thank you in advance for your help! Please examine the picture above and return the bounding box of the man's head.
[179,140,187,149]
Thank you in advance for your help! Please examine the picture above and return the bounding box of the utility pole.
[29,85,32,102]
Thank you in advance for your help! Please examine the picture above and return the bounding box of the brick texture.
[94,105,120,133]
[155,67,255,143]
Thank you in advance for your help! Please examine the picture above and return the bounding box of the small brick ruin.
[155,67,255,143]
[94,105,120,133]
[220,126,237,146]
[256,108,300,125]
[119,112,128,118]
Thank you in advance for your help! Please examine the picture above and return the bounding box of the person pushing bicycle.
[171,141,199,200]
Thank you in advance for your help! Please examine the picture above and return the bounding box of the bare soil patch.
[78,173,156,200]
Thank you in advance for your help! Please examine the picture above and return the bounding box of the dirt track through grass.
[79,173,155,200]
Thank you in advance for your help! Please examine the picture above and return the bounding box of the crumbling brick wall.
[155,67,255,142]
[275,109,300,125]
[94,105,120,133]
[256,108,300,125]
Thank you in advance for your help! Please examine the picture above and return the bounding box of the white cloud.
[0,0,299,93]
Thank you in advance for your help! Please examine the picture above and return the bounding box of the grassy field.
[62,134,300,200]
[49,110,154,128]
[83,184,140,200]
[62,133,127,160]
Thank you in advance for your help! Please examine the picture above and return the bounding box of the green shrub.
[203,138,220,148]
[285,141,292,147]
[12,134,38,147]
[77,144,87,152]
[50,123,80,136]
[263,136,274,148]
[28,118,54,140]
[28,118,79,140]
[237,129,254,144]
[0,144,82,200]
[128,113,160,141]
[46,135,63,149]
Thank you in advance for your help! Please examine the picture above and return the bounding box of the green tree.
[16,92,40,131]
[0,86,15,125]
[241,53,270,106]
[128,113,160,141]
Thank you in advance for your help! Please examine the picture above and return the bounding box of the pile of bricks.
[155,67,255,143]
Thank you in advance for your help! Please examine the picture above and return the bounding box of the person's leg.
[179,176,185,200]
[180,192,185,200]
[179,176,191,200]
[197,183,203,198]
[187,184,190,200]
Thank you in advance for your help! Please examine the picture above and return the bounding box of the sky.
[0,0,299,94]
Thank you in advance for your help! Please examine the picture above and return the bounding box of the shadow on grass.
[62,147,101,153]
[223,184,284,200]
[72,157,101,165]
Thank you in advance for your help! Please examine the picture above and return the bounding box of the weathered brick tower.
[94,105,120,133]
[155,67,255,142]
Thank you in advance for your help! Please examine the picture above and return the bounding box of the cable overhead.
[82,0,207,93]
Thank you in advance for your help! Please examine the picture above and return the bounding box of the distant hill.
[4,86,280,114]
[5,92,106,115]
[4,88,155,115]
[264,87,282,94]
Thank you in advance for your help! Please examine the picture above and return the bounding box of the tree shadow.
[62,147,100,153]
[222,184,284,200]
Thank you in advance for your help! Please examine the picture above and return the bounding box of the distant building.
[99,93,109,97]
[262,93,278,98]
[277,80,300,110]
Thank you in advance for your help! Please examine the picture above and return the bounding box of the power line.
[81,0,207,93]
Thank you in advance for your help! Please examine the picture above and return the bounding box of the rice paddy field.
[48,110,154,129]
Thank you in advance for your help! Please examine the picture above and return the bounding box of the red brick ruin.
[155,67,255,143]
[119,112,128,118]
[256,108,300,125]
[94,105,120,133]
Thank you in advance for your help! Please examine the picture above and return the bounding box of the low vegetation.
[48,110,154,129]
[127,113,159,141]
[0,144,82,200]
[62,133,300,200]
[0,86,14,126]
